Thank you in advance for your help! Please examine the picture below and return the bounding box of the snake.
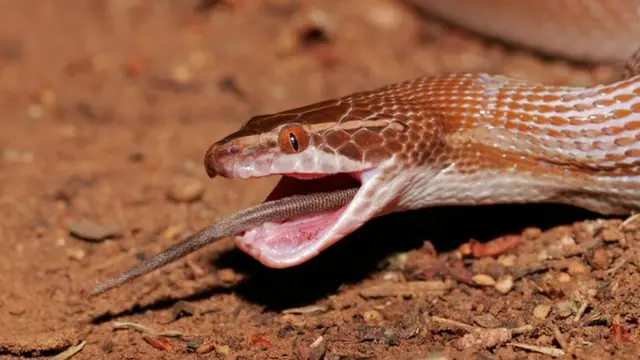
[91,0,640,294]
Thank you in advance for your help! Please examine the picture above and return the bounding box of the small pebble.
[494,275,514,294]
[567,261,589,276]
[366,2,403,30]
[381,271,404,281]
[537,250,550,261]
[194,340,217,354]
[497,254,517,267]
[69,219,122,242]
[162,225,184,240]
[143,336,174,351]
[67,248,86,261]
[217,268,240,283]
[559,234,577,246]
[458,242,472,257]
[167,176,204,202]
[580,221,600,238]
[473,313,502,328]
[601,228,623,242]
[472,274,496,286]
[591,248,610,270]
[362,310,384,323]
[557,272,572,283]
[186,337,204,352]
[171,300,196,321]
[102,340,116,353]
[554,300,573,318]
[485,262,507,279]
[382,252,409,270]
[522,227,542,239]
[356,326,398,345]
[533,304,551,319]
[215,344,230,354]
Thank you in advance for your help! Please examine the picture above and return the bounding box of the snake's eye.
[278,125,309,154]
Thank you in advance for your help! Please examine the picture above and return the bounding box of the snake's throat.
[234,169,378,267]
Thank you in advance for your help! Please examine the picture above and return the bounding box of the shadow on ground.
[213,203,608,310]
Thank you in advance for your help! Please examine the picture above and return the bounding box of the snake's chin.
[233,169,379,268]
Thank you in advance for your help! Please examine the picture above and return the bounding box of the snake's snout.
[204,138,244,178]
[204,141,230,178]
[204,144,218,178]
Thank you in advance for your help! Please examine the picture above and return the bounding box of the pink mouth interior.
[235,173,361,266]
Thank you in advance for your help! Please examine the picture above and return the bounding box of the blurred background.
[0,1,628,359]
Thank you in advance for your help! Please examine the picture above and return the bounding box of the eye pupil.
[278,125,308,154]
[289,132,299,152]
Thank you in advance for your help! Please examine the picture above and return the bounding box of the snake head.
[204,98,410,179]
[204,81,441,267]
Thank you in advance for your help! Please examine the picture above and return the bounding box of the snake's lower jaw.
[233,167,386,268]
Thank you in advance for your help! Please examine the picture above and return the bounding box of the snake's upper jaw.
[232,166,397,268]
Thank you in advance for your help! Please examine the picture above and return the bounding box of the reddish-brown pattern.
[218,72,637,171]
[205,55,640,216]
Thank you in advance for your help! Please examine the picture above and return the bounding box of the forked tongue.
[90,187,357,295]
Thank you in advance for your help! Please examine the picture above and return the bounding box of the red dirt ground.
[1,1,640,359]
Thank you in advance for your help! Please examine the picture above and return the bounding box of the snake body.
[412,0,640,62]
[92,1,640,294]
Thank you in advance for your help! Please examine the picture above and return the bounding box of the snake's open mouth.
[234,170,377,267]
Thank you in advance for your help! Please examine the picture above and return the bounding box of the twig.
[432,315,536,350]
[185,259,205,277]
[158,330,187,339]
[507,342,565,357]
[552,326,569,353]
[511,325,535,334]
[430,316,476,332]
[310,336,324,347]
[574,301,589,323]
[113,321,156,334]
[52,340,86,360]
[113,321,186,338]
[431,316,533,334]
[619,213,640,230]
[607,256,628,276]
